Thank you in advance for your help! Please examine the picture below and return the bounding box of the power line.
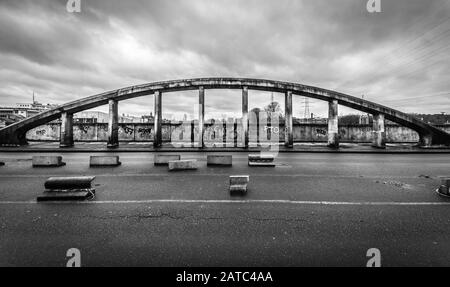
[382,91,450,102]
[333,8,450,91]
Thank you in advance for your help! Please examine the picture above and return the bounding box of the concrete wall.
[26,122,450,143]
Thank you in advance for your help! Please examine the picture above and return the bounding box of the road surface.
[0,152,449,266]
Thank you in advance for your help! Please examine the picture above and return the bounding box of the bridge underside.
[1,78,449,148]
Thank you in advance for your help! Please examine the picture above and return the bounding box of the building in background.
[0,95,58,126]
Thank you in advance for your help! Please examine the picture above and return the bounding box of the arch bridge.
[1,78,449,148]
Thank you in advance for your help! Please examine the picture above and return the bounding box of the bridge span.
[1,78,449,148]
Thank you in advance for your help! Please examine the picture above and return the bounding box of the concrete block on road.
[90,156,121,167]
[168,160,197,171]
[437,178,450,197]
[37,190,93,202]
[248,154,275,167]
[44,176,96,190]
[154,154,181,166]
[32,156,66,167]
[38,176,96,202]
[229,175,249,195]
[207,155,232,166]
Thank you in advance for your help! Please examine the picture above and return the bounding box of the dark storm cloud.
[0,0,449,117]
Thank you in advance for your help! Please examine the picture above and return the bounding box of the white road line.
[0,199,449,206]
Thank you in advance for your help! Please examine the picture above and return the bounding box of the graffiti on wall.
[316,128,327,136]
[78,124,90,134]
[137,127,152,136]
[35,129,46,136]
[123,126,134,135]
[25,122,428,143]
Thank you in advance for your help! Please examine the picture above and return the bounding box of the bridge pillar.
[372,113,386,148]
[242,86,249,148]
[327,100,339,148]
[198,86,205,148]
[153,91,162,148]
[419,134,433,147]
[60,112,74,148]
[107,99,119,148]
[285,91,293,147]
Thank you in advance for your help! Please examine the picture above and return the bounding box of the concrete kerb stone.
[37,176,96,202]
[44,176,96,190]
[37,191,93,201]
[436,178,450,198]
[89,156,121,167]
[168,159,197,171]
[229,175,249,195]
[248,154,276,167]
[32,156,66,167]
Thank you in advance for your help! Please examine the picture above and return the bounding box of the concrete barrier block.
[207,155,232,166]
[38,176,96,202]
[229,175,249,195]
[248,154,275,167]
[37,190,93,202]
[44,176,96,190]
[168,160,197,171]
[32,156,66,167]
[154,154,181,166]
[90,156,121,167]
[248,154,274,161]
[438,178,450,196]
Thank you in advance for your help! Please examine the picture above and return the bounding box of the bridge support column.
[60,112,74,148]
[327,100,339,148]
[153,91,162,148]
[372,113,386,148]
[242,86,249,148]
[107,99,119,148]
[285,91,293,147]
[198,86,205,148]
[419,134,433,147]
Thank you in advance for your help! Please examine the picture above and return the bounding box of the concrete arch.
[0,77,449,146]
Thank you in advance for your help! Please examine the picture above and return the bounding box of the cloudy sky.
[0,0,449,120]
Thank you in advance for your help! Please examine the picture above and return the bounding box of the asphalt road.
[0,152,449,266]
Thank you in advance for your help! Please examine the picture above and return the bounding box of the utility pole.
[303,98,310,120]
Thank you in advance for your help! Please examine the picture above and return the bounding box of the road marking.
[0,199,449,206]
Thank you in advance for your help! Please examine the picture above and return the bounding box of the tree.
[264,101,283,116]
[263,102,284,123]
